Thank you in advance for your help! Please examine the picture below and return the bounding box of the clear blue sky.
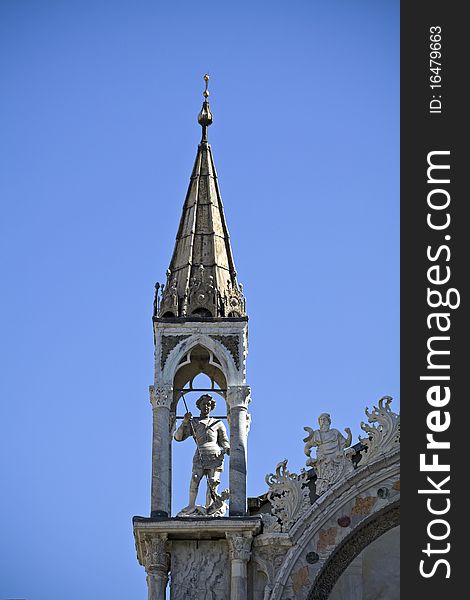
[0,1,399,598]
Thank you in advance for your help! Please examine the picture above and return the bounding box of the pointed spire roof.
[156,75,246,320]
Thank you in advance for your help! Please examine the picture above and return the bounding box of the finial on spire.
[198,74,213,143]
[203,73,210,98]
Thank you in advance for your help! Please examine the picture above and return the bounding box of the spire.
[155,75,246,320]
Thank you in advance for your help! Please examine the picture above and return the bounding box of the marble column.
[226,533,253,600]
[227,386,251,516]
[150,385,172,517]
[143,534,169,600]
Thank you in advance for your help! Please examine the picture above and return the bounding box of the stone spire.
[156,75,246,320]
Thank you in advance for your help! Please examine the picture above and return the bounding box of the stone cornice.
[133,516,262,541]
[155,316,248,324]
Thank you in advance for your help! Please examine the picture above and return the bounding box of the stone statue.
[303,413,353,495]
[153,282,160,317]
[174,394,230,516]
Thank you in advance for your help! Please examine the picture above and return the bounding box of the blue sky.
[0,1,399,598]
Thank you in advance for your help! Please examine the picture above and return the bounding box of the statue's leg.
[205,468,222,507]
[189,467,203,508]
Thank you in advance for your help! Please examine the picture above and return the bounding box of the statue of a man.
[303,413,353,494]
[174,394,230,515]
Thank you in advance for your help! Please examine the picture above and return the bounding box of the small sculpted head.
[196,394,216,417]
[318,413,331,431]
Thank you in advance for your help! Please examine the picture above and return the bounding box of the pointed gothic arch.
[161,333,241,390]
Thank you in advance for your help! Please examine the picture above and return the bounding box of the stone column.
[142,534,169,600]
[226,532,253,600]
[227,386,251,516]
[150,385,172,517]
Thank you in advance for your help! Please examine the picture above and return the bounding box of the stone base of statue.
[176,489,230,518]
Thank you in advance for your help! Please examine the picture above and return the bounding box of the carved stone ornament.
[159,270,179,317]
[149,385,172,409]
[246,411,252,434]
[187,264,217,317]
[260,513,282,533]
[253,541,292,599]
[265,459,311,532]
[211,334,240,369]
[160,334,190,369]
[228,385,251,409]
[357,396,400,466]
[303,413,354,495]
[142,534,169,574]
[220,278,246,317]
[226,532,253,562]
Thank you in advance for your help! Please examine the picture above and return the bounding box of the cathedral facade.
[133,77,400,600]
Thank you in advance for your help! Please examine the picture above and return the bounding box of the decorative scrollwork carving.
[265,459,311,532]
[358,396,400,466]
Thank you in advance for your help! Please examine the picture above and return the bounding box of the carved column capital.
[149,385,173,409]
[226,532,253,562]
[252,540,292,595]
[142,533,169,574]
[227,385,251,409]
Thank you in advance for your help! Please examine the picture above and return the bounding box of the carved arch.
[161,333,240,387]
[307,502,400,600]
[268,452,400,600]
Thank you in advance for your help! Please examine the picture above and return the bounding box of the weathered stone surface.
[229,404,248,516]
[317,527,338,552]
[170,540,230,600]
[351,496,378,517]
[151,404,171,516]
[251,533,293,599]
[292,565,310,594]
